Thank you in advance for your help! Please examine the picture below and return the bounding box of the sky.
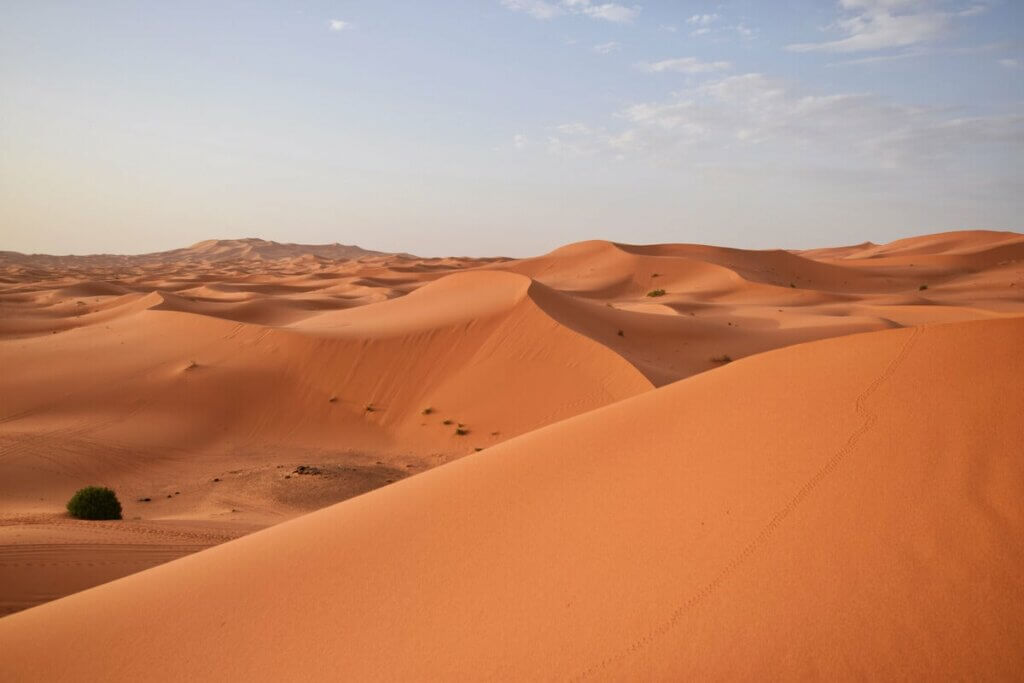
[1,0,1022,257]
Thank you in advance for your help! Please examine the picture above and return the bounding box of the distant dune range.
[0,231,1022,676]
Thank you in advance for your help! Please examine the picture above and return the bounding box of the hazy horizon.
[5,227,1024,261]
[2,1,1022,257]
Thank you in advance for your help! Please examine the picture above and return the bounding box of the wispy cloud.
[687,13,719,27]
[828,37,1017,66]
[999,58,1021,69]
[501,0,641,23]
[787,0,983,53]
[687,13,719,37]
[686,14,756,40]
[500,0,562,19]
[542,72,1024,173]
[637,57,732,74]
[958,4,990,17]
[829,47,929,66]
[576,2,641,23]
[732,23,756,38]
[328,19,350,32]
[593,41,621,54]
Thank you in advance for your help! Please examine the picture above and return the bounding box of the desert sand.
[1,231,1023,678]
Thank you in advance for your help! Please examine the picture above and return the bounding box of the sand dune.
[0,515,257,617]
[0,272,651,515]
[1,316,1021,679]
[0,230,1022,626]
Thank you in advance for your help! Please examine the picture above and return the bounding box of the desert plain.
[1,230,1023,679]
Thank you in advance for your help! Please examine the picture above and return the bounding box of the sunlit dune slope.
[500,238,897,297]
[0,238,505,336]
[2,230,1022,518]
[2,317,1021,680]
[0,271,650,516]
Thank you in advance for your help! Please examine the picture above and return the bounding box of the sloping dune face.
[490,232,1024,382]
[0,238,504,336]
[0,230,1022,616]
[1,317,1021,680]
[0,270,650,516]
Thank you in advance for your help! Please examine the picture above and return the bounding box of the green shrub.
[646,289,666,297]
[66,486,122,520]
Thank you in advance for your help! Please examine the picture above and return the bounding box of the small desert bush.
[455,428,469,436]
[711,354,733,364]
[646,289,666,297]
[66,486,122,520]
[919,284,928,291]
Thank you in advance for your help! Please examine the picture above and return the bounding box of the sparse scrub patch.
[919,284,928,291]
[646,289,666,297]
[66,486,122,520]
[711,354,733,364]
[455,428,469,436]
[442,419,453,425]
[422,407,434,415]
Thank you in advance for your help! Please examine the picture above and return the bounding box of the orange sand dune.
[0,230,1022,619]
[0,515,257,617]
[0,238,503,336]
[1,317,1021,680]
[0,271,651,517]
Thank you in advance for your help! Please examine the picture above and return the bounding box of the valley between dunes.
[1,231,1023,679]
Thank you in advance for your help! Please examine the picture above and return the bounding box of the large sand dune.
[1,316,1021,679]
[0,230,1022,651]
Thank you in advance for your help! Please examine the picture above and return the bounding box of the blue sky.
[1,1,1021,256]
